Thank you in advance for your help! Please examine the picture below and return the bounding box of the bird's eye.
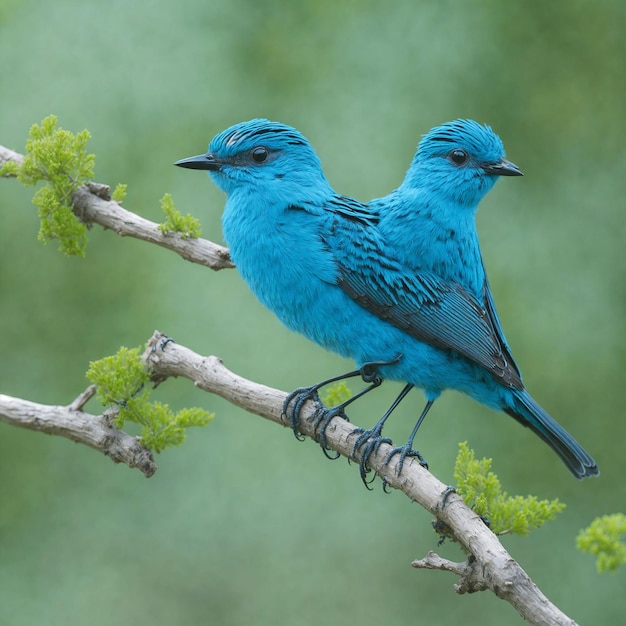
[448,149,469,166]
[251,147,269,163]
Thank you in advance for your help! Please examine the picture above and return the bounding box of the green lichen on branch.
[157,193,202,239]
[577,513,626,573]
[453,442,565,536]
[86,346,214,453]
[3,115,95,256]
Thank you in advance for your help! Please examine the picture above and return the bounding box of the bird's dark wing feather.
[479,258,522,383]
[320,203,523,390]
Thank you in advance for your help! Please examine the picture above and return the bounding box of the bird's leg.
[282,355,401,443]
[350,383,414,488]
[312,378,383,459]
[282,369,364,442]
[383,399,434,476]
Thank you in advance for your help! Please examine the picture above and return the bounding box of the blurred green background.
[1,1,624,624]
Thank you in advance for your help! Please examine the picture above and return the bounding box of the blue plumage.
[175,118,598,480]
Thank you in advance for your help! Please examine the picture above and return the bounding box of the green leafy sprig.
[454,442,565,536]
[87,346,214,453]
[2,115,95,256]
[158,192,202,239]
[577,513,626,573]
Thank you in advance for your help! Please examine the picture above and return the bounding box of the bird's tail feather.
[505,391,599,479]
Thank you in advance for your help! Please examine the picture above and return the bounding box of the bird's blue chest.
[221,196,337,333]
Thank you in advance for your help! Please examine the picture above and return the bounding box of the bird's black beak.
[174,152,222,171]
[483,158,523,177]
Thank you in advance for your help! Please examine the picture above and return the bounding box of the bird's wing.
[480,258,522,381]
[320,203,523,390]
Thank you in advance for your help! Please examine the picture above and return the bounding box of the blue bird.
[174,118,598,482]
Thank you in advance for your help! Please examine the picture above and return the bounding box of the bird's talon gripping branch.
[355,434,393,489]
[379,397,433,477]
[440,485,456,510]
[350,424,390,487]
[312,405,348,458]
[349,382,414,487]
[350,419,389,454]
[381,479,394,494]
[282,385,321,440]
[280,357,400,453]
[384,445,428,476]
[157,336,175,351]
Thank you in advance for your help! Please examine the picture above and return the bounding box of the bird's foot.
[349,426,392,489]
[384,443,428,476]
[281,359,400,460]
[282,385,324,441]
[309,405,351,460]
[282,386,350,458]
[440,485,456,510]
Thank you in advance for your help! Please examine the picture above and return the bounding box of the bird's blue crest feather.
[417,119,505,162]
[209,118,310,157]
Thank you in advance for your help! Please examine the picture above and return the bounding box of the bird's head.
[401,119,522,207]
[174,119,329,197]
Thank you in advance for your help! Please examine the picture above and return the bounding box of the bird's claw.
[350,426,392,489]
[384,444,428,476]
[151,335,175,352]
[440,485,456,510]
[282,385,323,441]
[311,405,349,460]
[358,436,393,489]
[350,425,382,452]
[282,386,349,459]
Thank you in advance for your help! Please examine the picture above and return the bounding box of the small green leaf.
[112,183,127,203]
[158,193,202,239]
[321,382,352,407]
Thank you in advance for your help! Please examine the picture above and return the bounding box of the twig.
[143,331,578,626]
[0,144,24,171]
[0,392,157,477]
[68,384,97,411]
[0,145,233,271]
[72,184,233,270]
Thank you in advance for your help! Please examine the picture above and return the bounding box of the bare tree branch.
[0,392,157,478]
[143,331,578,626]
[72,184,234,270]
[0,144,24,170]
